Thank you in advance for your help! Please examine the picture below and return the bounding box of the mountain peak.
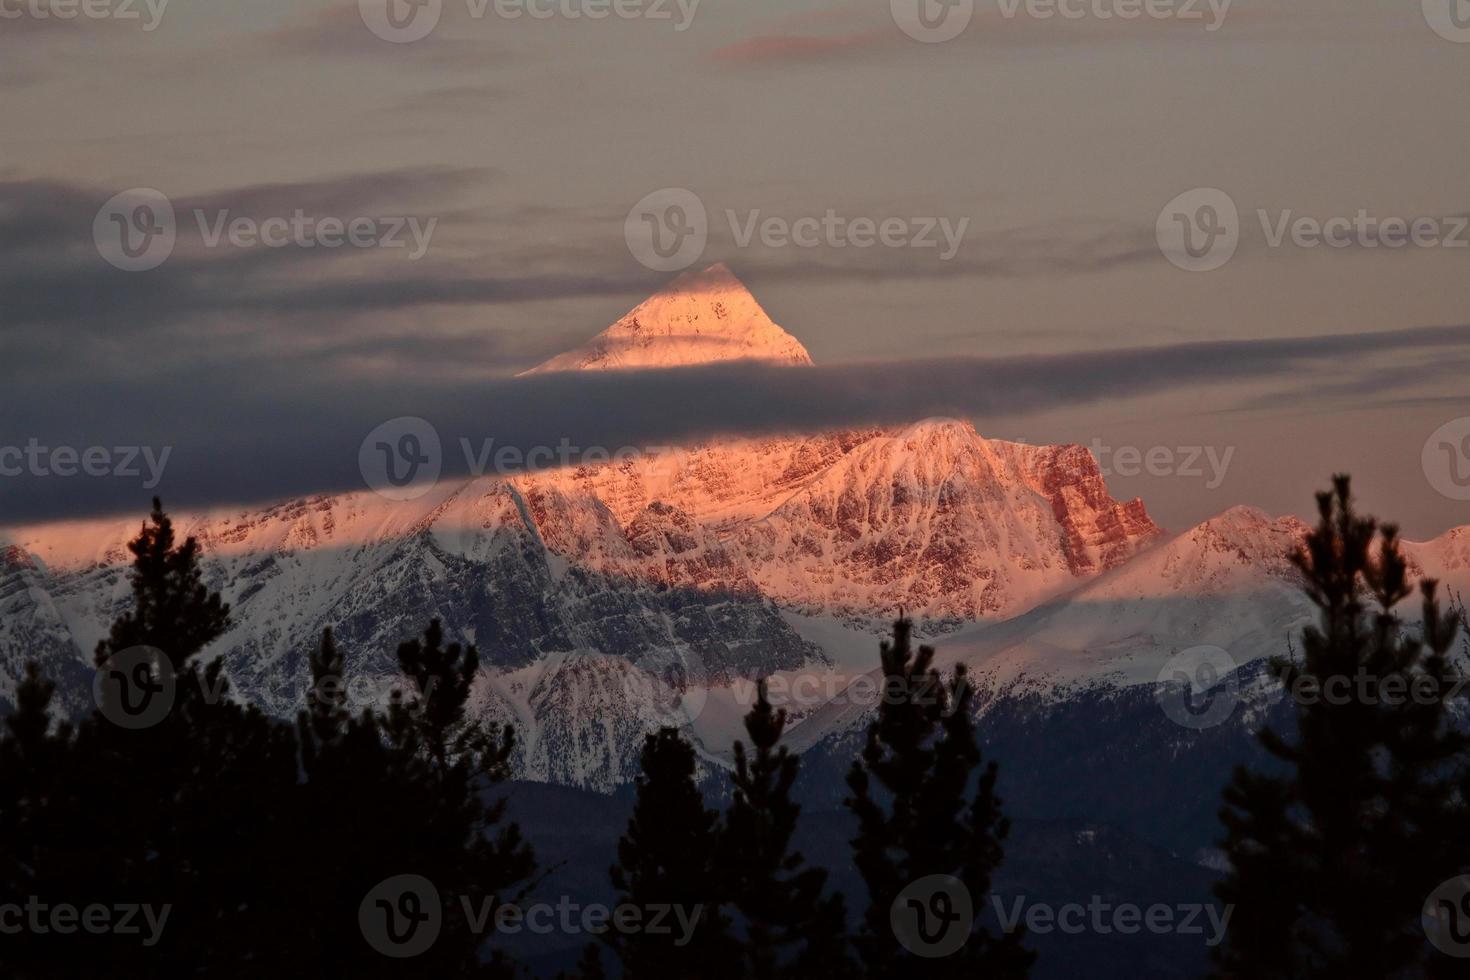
[521,263,813,375]
[672,260,739,288]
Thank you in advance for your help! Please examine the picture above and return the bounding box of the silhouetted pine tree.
[0,664,82,972]
[294,622,536,978]
[289,627,379,973]
[845,617,1033,979]
[299,625,349,755]
[0,499,300,978]
[1,502,539,978]
[605,726,735,980]
[387,619,511,773]
[722,679,854,980]
[1213,477,1469,979]
[93,501,298,977]
[387,620,535,977]
[93,497,230,671]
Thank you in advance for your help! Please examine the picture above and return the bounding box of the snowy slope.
[775,505,1470,755]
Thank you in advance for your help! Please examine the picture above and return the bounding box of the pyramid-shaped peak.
[668,261,743,291]
[521,264,813,375]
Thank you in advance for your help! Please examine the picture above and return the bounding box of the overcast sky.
[2,0,1468,535]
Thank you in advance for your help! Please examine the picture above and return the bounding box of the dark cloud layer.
[4,322,1467,525]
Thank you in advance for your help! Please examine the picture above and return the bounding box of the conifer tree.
[387,619,513,775]
[1213,476,1469,978]
[605,726,735,980]
[295,623,535,979]
[0,500,299,978]
[723,679,854,979]
[97,501,296,977]
[93,497,230,671]
[1,503,539,978]
[0,665,80,970]
[845,617,1032,979]
[300,625,348,754]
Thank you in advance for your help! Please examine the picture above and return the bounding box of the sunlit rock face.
[520,262,813,375]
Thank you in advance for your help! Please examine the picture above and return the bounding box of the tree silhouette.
[294,623,536,978]
[93,497,230,671]
[1213,476,1469,978]
[0,502,537,978]
[1,499,298,977]
[845,617,1033,979]
[723,679,854,979]
[0,665,83,974]
[605,726,736,980]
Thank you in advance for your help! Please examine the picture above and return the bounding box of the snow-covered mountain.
[520,262,813,374]
[773,505,1470,867]
[2,265,1465,796]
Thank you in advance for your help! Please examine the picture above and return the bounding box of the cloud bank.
[4,322,1467,524]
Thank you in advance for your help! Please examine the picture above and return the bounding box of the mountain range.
[3,263,1468,797]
